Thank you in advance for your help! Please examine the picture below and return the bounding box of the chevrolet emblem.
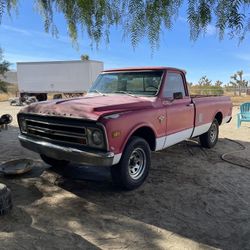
[158,115,165,123]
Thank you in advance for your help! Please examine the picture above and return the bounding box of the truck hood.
[20,94,155,121]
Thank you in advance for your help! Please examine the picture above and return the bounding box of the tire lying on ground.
[0,114,13,125]
[0,183,12,215]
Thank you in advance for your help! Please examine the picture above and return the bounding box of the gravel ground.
[0,101,250,250]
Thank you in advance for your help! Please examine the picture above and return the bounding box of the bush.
[0,81,7,93]
[190,85,224,95]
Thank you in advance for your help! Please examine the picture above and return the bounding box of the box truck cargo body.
[17,60,104,101]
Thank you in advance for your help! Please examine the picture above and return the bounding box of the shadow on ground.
[1,124,250,249]
[48,138,250,250]
[0,182,99,250]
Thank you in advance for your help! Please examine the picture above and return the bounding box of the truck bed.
[191,95,232,137]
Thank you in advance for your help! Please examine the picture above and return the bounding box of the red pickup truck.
[18,67,232,190]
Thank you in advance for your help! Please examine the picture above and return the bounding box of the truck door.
[162,71,194,148]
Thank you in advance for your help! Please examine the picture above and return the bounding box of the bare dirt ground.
[0,101,250,250]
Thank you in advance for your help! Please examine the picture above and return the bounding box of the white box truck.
[17,60,104,101]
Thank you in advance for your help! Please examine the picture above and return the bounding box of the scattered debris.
[9,97,23,106]
[53,94,63,99]
[9,96,37,106]
[0,159,33,175]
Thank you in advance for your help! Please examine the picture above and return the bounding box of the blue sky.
[0,1,250,84]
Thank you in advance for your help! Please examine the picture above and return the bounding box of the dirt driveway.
[0,101,250,250]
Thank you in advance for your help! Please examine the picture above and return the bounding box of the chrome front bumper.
[18,134,114,167]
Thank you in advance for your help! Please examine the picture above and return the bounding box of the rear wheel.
[111,136,151,190]
[199,119,219,148]
[40,154,69,167]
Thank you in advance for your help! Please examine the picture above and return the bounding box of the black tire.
[199,119,219,148]
[111,136,151,190]
[1,114,13,125]
[40,154,69,167]
[0,183,12,216]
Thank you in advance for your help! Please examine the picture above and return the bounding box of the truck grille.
[25,119,88,145]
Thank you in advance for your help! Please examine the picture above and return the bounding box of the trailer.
[17,60,104,101]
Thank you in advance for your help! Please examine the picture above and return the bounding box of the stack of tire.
[0,183,12,215]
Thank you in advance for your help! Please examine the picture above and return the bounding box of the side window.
[163,72,186,98]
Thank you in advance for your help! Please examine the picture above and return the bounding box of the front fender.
[120,122,157,152]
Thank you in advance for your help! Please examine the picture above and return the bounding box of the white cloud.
[1,24,71,44]
[5,52,60,69]
[1,24,32,36]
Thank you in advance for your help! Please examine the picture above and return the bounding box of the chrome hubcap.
[209,123,217,143]
[128,148,146,180]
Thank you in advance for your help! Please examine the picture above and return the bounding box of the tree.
[0,48,10,93]
[215,80,223,87]
[190,76,223,95]
[230,70,248,96]
[1,0,250,49]
[80,54,89,61]
[198,76,212,86]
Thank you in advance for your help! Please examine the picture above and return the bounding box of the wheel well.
[131,127,156,151]
[215,112,223,125]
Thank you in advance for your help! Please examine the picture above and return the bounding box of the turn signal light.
[112,131,121,138]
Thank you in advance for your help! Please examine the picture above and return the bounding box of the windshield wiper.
[91,89,106,96]
[113,91,138,98]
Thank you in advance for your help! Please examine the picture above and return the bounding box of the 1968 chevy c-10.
[18,67,232,189]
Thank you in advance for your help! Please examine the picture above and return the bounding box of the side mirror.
[173,92,183,100]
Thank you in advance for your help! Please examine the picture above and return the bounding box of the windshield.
[89,71,164,96]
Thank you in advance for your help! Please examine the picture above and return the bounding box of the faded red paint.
[20,95,155,121]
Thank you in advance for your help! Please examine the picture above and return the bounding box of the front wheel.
[199,119,219,148]
[111,136,151,190]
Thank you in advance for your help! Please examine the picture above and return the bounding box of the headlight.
[20,119,27,132]
[92,130,103,145]
[87,128,105,148]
